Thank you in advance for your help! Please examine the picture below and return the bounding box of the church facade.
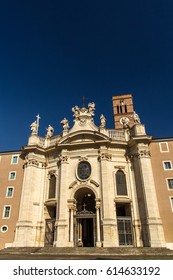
[0,94,173,249]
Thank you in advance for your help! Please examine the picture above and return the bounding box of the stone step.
[1,246,173,256]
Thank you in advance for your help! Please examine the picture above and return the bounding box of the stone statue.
[88,102,95,115]
[46,125,54,138]
[120,117,130,128]
[30,121,38,135]
[72,106,80,117]
[100,114,106,128]
[60,118,69,131]
[132,111,141,124]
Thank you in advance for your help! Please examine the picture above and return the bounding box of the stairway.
[0,246,173,259]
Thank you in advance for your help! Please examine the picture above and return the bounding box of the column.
[70,208,74,243]
[95,199,101,247]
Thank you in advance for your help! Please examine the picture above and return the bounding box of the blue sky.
[0,0,173,151]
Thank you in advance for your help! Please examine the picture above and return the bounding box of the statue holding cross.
[30,114,40,135]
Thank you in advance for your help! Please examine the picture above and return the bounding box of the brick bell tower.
[112,94,134,129]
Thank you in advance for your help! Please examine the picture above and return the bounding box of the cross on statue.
[81,96,88,107]
[36,114,41,134]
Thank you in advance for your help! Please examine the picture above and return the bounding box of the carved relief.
[72,102,95,124]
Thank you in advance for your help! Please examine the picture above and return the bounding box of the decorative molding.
[57,154,68,164]
[98,152,112,161]
[41,162,47,168]
[69,180,78,189]
[48,170,57,179]
[24,158,39,168]
[132,150,151,159]
[114,165,125,170]
[79,156,88,161]
[90,179,99,188]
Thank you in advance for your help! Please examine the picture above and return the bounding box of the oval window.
[77,161,91,180]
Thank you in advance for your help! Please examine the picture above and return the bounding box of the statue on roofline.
[30,121,38,135]
[60,118,69,131]
[46,125,54,138]
[131,111,141,124]
[100,114,106,128]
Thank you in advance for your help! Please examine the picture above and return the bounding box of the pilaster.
[130,137,166,247]
[54,151,70,247]
[98,147,118,247]
[13,152,47,247]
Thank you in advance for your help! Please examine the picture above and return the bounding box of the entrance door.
[82,218,94,247]
[75,217,96,247]
[44,219,55,246]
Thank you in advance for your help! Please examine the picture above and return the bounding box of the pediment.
[59,130,110,145]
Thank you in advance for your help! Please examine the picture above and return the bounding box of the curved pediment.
[58,130,110,145]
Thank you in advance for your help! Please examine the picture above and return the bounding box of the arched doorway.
[74,187,96,247]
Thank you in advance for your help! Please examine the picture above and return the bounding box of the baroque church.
[12,94,165,248]
[1,94,173,249]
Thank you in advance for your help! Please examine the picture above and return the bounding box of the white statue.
[100,114,106,128]
[88,102,95,115]
[132,111,141,124]
[46,125,54,138]
[30,121,38,135]
[60,118,69,130]
[120,117,130,128]
[72,106,80,117]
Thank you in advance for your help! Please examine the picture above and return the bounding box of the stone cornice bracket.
[98,152,112,161]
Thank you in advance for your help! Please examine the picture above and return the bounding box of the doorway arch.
[74,187,96,247]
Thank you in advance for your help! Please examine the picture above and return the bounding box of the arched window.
[48,174,56,199]
[116,170,127,196]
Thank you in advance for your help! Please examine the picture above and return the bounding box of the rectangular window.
[11,155,19,164]
[167,179,173,190]
[9,172,16,180]
[6,187,14,197]
[170,197,173,211]
[163,161,172,170]
[3,206,11,218]
[159,142,169,153]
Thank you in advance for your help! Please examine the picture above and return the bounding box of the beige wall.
[150,139,173,245]
[0,151,24,249]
